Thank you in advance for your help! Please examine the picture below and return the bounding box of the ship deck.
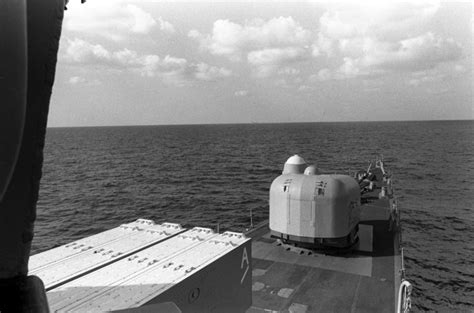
[246,172,401,313]
[29,167,402,312]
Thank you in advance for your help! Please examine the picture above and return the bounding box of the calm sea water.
[32,121,473,312]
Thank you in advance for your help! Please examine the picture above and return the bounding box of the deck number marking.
[241,247,249,284]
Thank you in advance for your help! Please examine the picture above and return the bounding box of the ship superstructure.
[245,156,412,313]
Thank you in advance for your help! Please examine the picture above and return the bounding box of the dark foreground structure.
[0,0,64,312]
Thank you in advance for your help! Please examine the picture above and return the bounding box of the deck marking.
[241,247,249,284]
[253,268,267,276]
[252,282,265,291]
[288,302,308,313]
[277,288,294,298]
[350,276,362,313]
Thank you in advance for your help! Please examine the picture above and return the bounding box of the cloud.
[63,38,110,63]
[247,47,307,77]
[313,2,464,80]
[68,76,86,84]
[158,17,176,33]
[193,63,232,81]
[234,90,248,97]
[189,16,311,60]
[406,62,468,87]
[278,67,300,75]
[64,2,157,41]
[297,85,311,92]
[453,64,467,73]
[62,38,231,85]
[318,2,440,42]
[363,33,462,70]
[62,38,160,76]
[68,76,101,86]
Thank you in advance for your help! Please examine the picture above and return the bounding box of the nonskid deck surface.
[246,169,400,313]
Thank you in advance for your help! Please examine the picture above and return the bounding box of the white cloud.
[193,63,232,81]
[298,85,311,92]
[63,38,110,63]
[314,68,332,81]
[313,2,464,80]
[406,63,467,87]
[247,47,307,77]
[62,38,231,85]
[364,33,462,70]
[454,64,467,73]
[318,2,440,42]
[234,90,249,97]
[64,2,156,41]
[158,17,176,33]
[187,29,201,40]
[68,76,101,86]
[311,43,321,57]
[62,38,160,76]
[68,76,86,84]
[189,16,311,60]
[159,55,187,72]
[278,67,300,75]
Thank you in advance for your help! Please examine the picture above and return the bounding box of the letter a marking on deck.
[241,247,249,284]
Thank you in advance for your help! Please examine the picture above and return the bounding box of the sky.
[48,0,473,127]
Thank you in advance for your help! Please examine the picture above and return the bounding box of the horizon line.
[46,118,474,129]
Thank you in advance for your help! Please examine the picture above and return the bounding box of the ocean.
[32,120,473,312]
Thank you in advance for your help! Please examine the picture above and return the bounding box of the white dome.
[304,165,317,175]
[283,155,307,174]
[285,155,306,165]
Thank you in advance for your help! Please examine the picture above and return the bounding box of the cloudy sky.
[48,0,472,127]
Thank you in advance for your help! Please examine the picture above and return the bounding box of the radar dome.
[282,155,307,174]
[304,165,317,175]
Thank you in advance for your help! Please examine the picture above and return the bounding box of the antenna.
[250,207,254,229]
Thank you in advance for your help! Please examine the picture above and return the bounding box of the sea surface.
[32,120,473,312]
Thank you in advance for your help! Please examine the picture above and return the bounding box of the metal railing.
[397,279,412,313]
